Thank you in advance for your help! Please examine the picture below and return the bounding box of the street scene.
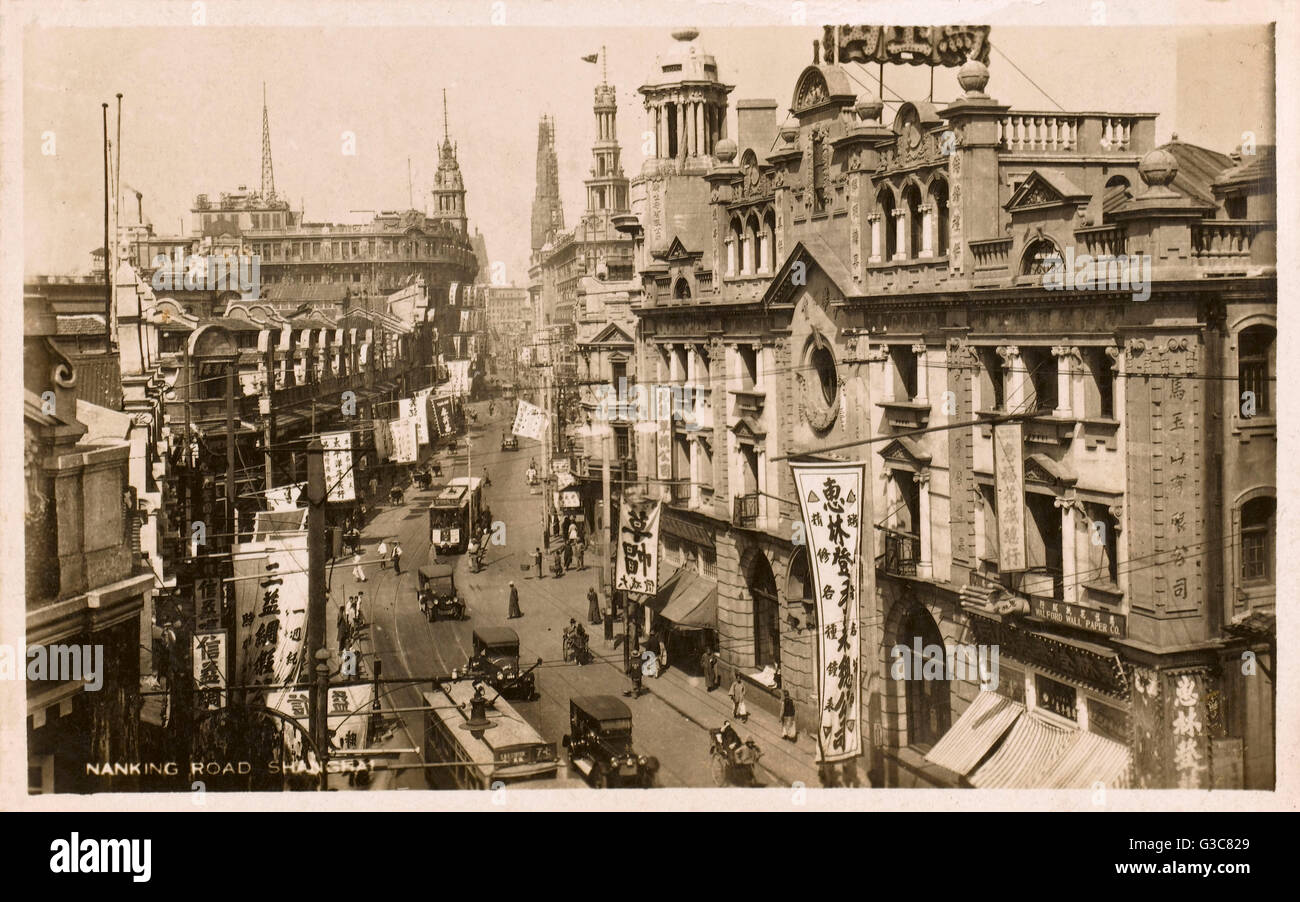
[17,8,1278,799]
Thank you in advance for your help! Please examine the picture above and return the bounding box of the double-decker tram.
[422,680,558,790]
[427,476,482,554]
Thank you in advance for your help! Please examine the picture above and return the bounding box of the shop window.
[1238,325,1274,417]
[1241,496,1275,582]
[1034,674,1078,721]
[878,190,896,259]
[930,178,950,256]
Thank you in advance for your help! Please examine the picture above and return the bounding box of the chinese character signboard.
[446,360,471,397]
[1028,597,1126,638]
[512,399,547,440]
[615,497,660,597]
[993,423,1026,572]
[193,630,228,710]
[403,391,431,445]
[372,418,392,461]
[792,461,866,764]
[433,398,456,436]
[232,534,309,706]
[823,25,990,67]
[449,281,459,306]
[321,431,355,503]
[194,577,223,632]
[389,417,418,463]
[267,683,373,751]
[655,386,673,483]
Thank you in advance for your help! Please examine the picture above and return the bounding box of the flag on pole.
[512,399,548,440]
[581,53,599,63]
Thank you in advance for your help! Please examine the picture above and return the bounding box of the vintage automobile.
[500,432,519,452]
[561,696,658,788]
[417,563,466,622]
[455,627,539,700]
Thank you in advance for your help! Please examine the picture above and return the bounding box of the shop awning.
[652,568,717,630]
[661,510,716,550]
[924,691,1025,776]
[968,712,1078,788]
[1038,730,1132,789]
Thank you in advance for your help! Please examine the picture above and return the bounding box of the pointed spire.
[442,88,450,142]
[602,45,607,84]
[261,82,276,201]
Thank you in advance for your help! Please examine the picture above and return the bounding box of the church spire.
[261,82,276,202]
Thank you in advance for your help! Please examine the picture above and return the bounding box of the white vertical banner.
[447,360,471,396]
[615,497,661,597]
[792,461,866,764]
[449,281,459,306]
[403,394,430,445]
[193,630,228,710]
[512,400,547,440]
[993,423,1026,572]
[232,533,310,706]
[389,417,419,463]
[372,418,393,461]
[321,431,355,502]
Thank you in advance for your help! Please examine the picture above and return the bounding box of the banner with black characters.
[615,496,661,598]
[791,461,866,763]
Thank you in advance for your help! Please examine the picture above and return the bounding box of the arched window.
[1021,238,1061,276]
[1103,175,1132,219]
[811,343,837,404]
[878,189,896,259]
[747,553,781,669]
[727,218,742,276]
[929,179,950,257]
[1238,325,1275,416]
[901,604,950,747]
[673,278,691,301]
[902,184,923,258]
[1241,496,1275,582]
[744,214,761,275]
[761,209,776,273]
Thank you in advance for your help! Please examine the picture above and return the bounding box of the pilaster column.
[997,345,1026,412]
[911,343,929,402]
[915,470,933,579]
[868,213,882,263]
[696,102,705,157]
[919,203,935,258]
[891,208,908,261]
[1055,494,1079,604]
[1051,346,1079,418]
[677,104,687,161]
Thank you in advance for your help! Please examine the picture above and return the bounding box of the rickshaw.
[388,484,404,505]
[709,727,763,787]
[417,563,466,622]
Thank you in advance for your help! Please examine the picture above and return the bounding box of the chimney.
[736,99,779,160]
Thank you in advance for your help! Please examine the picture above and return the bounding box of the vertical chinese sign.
[233,533,310,706]
[993,422,1026,571]
[655,386,673,484]
[194,577,223,633]
[389,417,418,463]
[193,631,228,711]
[615,496,661,597]
[372,418,393,461]
[792,462,865,763]
[321,431,355,503]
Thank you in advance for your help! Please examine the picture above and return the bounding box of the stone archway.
[746,550,781,670]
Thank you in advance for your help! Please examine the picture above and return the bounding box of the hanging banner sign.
[433,398,456,437]
[321,431,355,502]
[993,422,1026,572]
[615,497,661,597]
[560,490,582,508]
[792,461,866,764]
[403,393,430,445]
[449,282,460,306]
[447,359,471,396]
[513,400,548,440]
[390,417,419,463]
[372,418,393,461]
[266,482,305,511]
[194,577,223,633]
[193,630,228,711]
[267,683,373,752]
[823,25,991,67]
[232,533,309,706]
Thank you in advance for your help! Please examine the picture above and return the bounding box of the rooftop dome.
[643,27,722,87]
[1139,148,1179,188]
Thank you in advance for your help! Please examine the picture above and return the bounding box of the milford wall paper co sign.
[792,461,866,764]
[822,25,991,67]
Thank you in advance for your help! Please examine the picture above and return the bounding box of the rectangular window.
[890,345,918,401]
[1035,674,1078,721]
[1020,346,1057,413]
[978,348,1005,410]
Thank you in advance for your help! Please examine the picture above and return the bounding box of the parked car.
[562,696,658,788]
[456,627,538,700]
[501,432,519,452]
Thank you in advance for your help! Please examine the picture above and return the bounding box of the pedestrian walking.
[575,540,585,570]
[507,581,522,619]
[377,540,389,570]
[587,586,601,625]
[781,690,798,741]
[603,603,615,642]
[627,646,644,698]
[351,552,366,582]
[336,605,348,653]
[391,542,403,575]
[701,649,717,690]
[730,672,748,722]
[568,521,580,545]
[563,541,573,571]
[534,547,544,579]
[656,633,668,676]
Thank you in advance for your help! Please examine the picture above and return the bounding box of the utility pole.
[102,103,111,353]
[226,362,238,547]
[305,439,328,789]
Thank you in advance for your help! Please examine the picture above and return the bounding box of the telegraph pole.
[305,439,328,788]
[226,363,238,546]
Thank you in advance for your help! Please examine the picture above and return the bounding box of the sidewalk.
[635,663,822,788]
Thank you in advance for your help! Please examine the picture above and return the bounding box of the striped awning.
[924,691,1024,776]
[1039,730,1132,789]
[968,712,1078,788]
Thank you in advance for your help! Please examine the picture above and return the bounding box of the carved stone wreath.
[797,332,841,433]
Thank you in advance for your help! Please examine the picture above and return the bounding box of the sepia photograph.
[3,0,1292,825]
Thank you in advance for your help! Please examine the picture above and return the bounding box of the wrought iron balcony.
[732,492,759,529]
[876,527,920,577]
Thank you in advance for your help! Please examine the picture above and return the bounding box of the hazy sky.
[23,24,1273,283]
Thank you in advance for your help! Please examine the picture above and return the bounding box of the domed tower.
[639,27,734,176]
[431,89,468,234]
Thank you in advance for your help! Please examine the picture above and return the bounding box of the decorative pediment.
[731,416,766,443]
[763,236,853,308]
[1025,452,1077,489]
[1005,169,1091,212]
[877,435,932,469]
[661,236,703,265]
[585,322,635,347]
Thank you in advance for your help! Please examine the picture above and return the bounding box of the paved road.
[342,403,716,789]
